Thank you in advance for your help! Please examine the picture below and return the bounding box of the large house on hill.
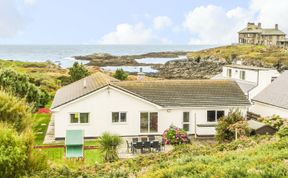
[51,72,250,139]
[211,64,280,100]
[238,22,288,47]
[251,71,288,118]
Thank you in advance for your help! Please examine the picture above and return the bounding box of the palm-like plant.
[98,132,122,162]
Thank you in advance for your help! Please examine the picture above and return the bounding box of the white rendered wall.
[52,86,248,138]
[223,66,258,83]
[249,70,280,99]
[250,101,288,119]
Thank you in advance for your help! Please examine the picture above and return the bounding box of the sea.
[0,45,215,71]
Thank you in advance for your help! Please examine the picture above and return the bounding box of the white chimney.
[137,67,145,81]
[83,78,87,88]
[236,60,243,65]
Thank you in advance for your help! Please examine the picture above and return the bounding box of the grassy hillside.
[188,44,288,66]
[0,59,67,92]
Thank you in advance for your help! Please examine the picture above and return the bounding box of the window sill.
[197,123,217,127]
[112,122,127,125]
[68,123,90,126]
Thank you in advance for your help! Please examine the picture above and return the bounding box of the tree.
[0,69,50,108]
[98,132,122,162]
[216,111,249,143]
[113,69,128,81]
[0,123,47,178]
[68,62,90,82]
[0,90,32,132]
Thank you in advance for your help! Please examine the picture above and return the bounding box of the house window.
[70,113,89,123]
[271,77,277,82]
[207,110,225,122]
[140,112,158,133]
[227,69,232,77]
[183,112,190,131]
[112,112,127,123]
[240,71,246,80]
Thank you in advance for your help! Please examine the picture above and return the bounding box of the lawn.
[32,113,51,145]
[32,113,103,166]
[39,140,103,167]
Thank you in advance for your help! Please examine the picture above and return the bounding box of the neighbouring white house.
[212,64,280,100]
[51,72,250,139]
[250,71,288,119]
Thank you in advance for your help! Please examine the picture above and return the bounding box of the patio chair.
[161,138,166,151]
[132,137,138,143]
[152,141,161,152]
[143,141,151,152]
[126,140,132,153]
[141,137,148,142]
[148,135,155,141]
[133,141,143,154]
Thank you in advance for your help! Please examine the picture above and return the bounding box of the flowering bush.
[162,125,188,145]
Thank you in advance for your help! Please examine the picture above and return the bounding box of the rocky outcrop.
[75,51,188,67]
[156,57,226,79]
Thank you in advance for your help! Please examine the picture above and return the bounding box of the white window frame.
[207,110,225,123]
[182,112,190,131]
[112,112,127,124]
[69,112,89,124]
[240,70,246,80]
[227,69,232,77]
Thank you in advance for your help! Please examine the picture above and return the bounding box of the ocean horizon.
[0,45,216,68]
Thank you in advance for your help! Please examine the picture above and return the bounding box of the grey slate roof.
[115,80,250,107]
[252,71,288,110]
[225,64,273,71]
[239,27,286,35]
[211,74,257,94]
[51,72,119,109]
[247,120,266,130]
[262,29,286,35]
[51,73,250,109]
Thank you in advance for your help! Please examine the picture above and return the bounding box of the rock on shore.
[156,57,226,79]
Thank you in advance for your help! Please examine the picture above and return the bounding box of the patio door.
[140,112,158,133]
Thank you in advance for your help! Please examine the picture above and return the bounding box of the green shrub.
[98,132,122,162]
[0,69,50,108]
[260,115,284,129]
[68,62,90,82]
[0,90,32,132]
[0,124,48,178]
[0,123,27,178]
[216,111,249,143]
[277,124,288,138]
[113,69,128,81]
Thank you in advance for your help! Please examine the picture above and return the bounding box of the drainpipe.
[194,113,197,139]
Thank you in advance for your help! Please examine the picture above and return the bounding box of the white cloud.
[153,16,173,30]
[183,0,288,45]
[250,0,288,32]
[183,5,253,44]
[23,0,36,6]
[0,0,24,38]
[99,23,170,44]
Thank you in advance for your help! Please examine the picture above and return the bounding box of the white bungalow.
[250,71,288,118]
[212,64,280,100]
[51,72,250,139]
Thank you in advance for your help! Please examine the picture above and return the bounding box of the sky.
[0,0,287,45]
